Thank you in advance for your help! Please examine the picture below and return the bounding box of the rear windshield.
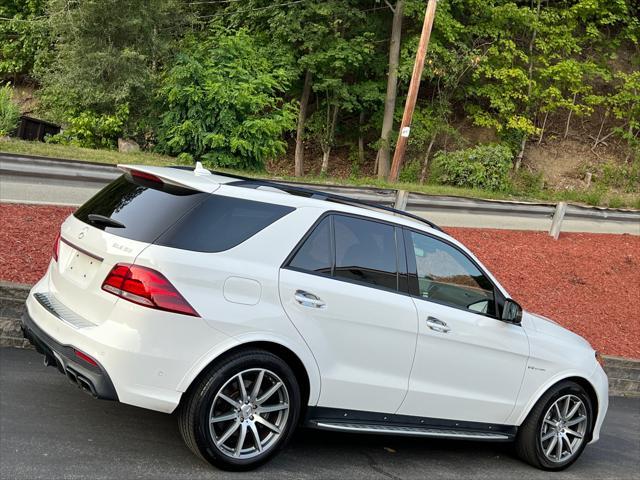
[74,175,294,252]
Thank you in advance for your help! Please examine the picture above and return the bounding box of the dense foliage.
[430,144,514,191]
[0,0,46,80]
[0,0,638,182]
[35,0,185,145]
[156,31,297,169]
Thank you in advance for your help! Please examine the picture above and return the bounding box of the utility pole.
[389,0,438,182]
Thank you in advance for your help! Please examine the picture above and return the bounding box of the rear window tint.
[156,194,294,252]
[74,175,208,243]
[75,175,294,252]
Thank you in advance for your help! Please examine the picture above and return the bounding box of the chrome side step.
[312,421,511,440]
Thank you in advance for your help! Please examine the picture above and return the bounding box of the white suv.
[22,164,608,471]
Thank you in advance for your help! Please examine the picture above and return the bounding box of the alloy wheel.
[208,368,290,459]
[539,394,588,463]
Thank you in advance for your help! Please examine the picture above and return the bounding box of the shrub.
[0,84,20,136]
[600,162,640,193]
[48,105,128,149]
[510,169,545,195]
[398,159,422,183]
[430,144,513,191]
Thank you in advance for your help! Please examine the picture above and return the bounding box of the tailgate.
[46,168,219,325]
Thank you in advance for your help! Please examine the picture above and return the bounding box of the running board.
[311,421,511,440]
[305,407,517,441]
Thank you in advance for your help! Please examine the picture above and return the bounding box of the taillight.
[102,263,199,317]
[52,232,61,262]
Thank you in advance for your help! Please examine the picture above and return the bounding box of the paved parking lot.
[1,347,639,479]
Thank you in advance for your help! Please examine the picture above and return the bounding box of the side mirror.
[502,299,523,325]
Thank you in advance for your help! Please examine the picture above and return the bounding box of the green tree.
[36,0,185,145]
[156,30,297,169]
[0,0,46,81]
[609,71,640,161]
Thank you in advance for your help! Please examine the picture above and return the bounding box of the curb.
[1,282,638,397]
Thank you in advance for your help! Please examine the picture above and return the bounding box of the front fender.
[507,365,598,426]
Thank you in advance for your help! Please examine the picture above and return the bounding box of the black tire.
[178,349,301,471]
[515,380,593,471]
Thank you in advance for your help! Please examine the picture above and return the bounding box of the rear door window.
[333,215,398,291]
[285,213,400,292]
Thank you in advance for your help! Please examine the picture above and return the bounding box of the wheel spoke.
[563,396,571,418]
[553,403,562,420]
[254,414,281,434]
[250,370,265,403]
[257,403,288,414]
[543,418,556,427]
[565,415,586,427]
[234,423,247,457]
[257,381,283,405]
[219,393,240,408]
[566,401,581,421]
[565,427,583,439]
[211,412,238,424]
[545,435,558,457]
[249,421,262,452]
[562,433,573,454]
[555,433,563,459]
[238,373,248,404]
[216,419,240,446]
[541,431,556,442]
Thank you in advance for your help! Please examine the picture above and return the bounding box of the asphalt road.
[1,348,639,480]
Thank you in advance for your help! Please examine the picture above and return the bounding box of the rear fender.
[176,332,321,406]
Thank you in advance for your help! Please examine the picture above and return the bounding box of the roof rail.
[168,165,442,231]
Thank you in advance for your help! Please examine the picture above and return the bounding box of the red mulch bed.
[1,203,639,359]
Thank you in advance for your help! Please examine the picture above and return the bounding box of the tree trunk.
[516,0,541,171]
[320,105,339,175]
[591,109,608,150]
[515,136,527,171]
[625,122,634,162]
[377,0,404,180]
[294,70,313,177]
[419,134,436,184]
[538,110,548,145]
[320,149,331,174]
[358,110,365,165]
[564,92,577,139]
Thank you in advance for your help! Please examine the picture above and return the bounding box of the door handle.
[294,290,326,309]
[426,316,450,333]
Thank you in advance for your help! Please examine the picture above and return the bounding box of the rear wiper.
[87,214,126,229]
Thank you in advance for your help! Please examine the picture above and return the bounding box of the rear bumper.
[24,274,239,413]
[21,309,118,401]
